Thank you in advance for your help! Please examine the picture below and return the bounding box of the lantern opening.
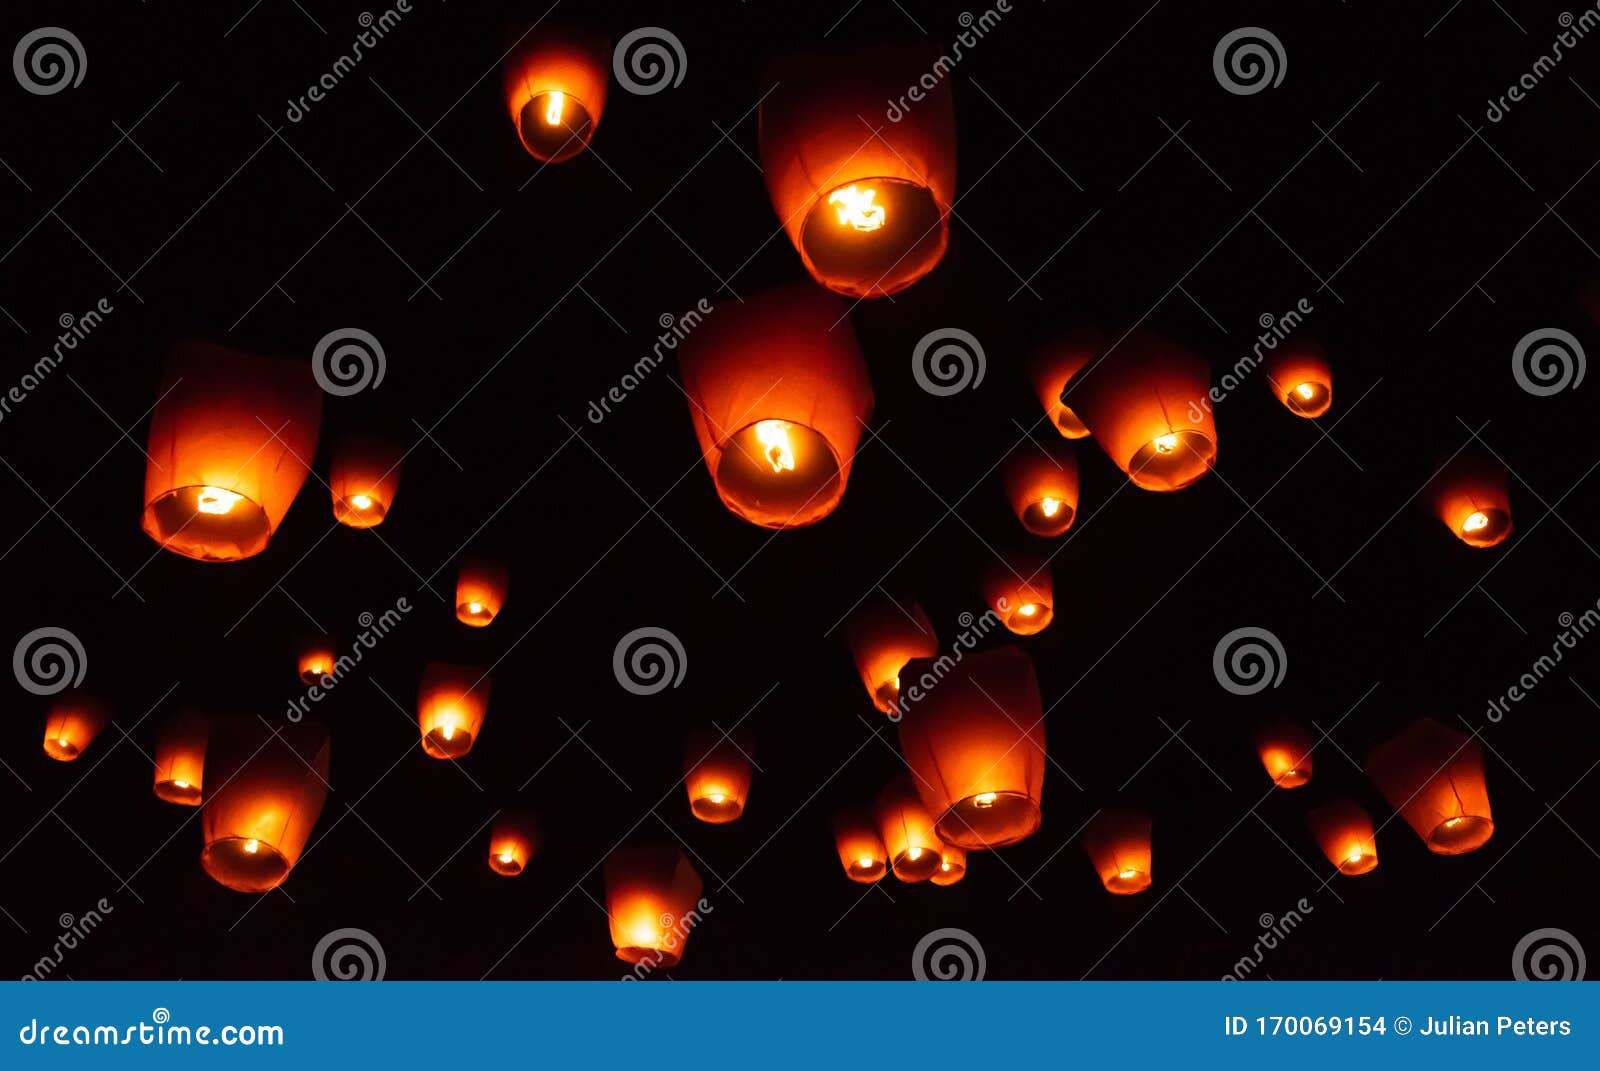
[798,177,944,298]
[517,92,594,162]
[1005,598,1053,634]
[1127,430,1216,492]
[335,490,389,527]
[490,850,524,877]
[44,737,80,761]
[143,484,273,562]
[155,778,202,806]
[946,790,1041,848]
[689,791,745,824]
[892,846,941,882]
[1107,867,1150,894]
[931,848,967,887]
[873,676,901,710]
[714,418,841,526]
[1430,813,1494,854]
[1459,508,1510,547]
[202,835,291,893]
[1023,497,1076,536]
[1286,380,1330,415]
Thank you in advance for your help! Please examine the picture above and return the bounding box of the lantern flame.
[973,792,998,808]
[196,486,243,515]
[350,494,373,510]
[467,602,483,615]
[857,855,874,868]
[1463,511,1489,533]
[907,846,923,861]
[754,419,797,474]
[243,839,260,854]
[173,779,189,789]
[57,737,70,748]
[499,850,515,864]
[827,184,886,232]
[1017,604,1039,618]
[1152,433,1179,455]
[1295,382,1316,400]
[1119,868,1139,880]
[1347,849,1364,864]
[1040,497,1062,518]
[545,91,565,126]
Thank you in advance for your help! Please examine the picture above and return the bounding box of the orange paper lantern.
[329,434,401,528]
[678,284,874,528]
[42,690,108,762]
[504,32,609,163]
[1263,340,1333,418]
[417,662,491,759]
[1365,717,1494,855]
[1431,456,1513,549]
[141,341,322,562]
[152,711,208,806]
[897,646,1046,849]
[201,718,330,893]
[1003,441,1080,537]
[759,42,956,298]
[455,558,510,627]
[1082,806,1153,895]
[981,552,1053,635]
[683,728,754,824]
[1026,335,1094,439]
[931,844,968,886]
[1255,720,1314,789]
[1306,799,1379,875]
[297,636,336,686]
[844,594,939,714]
[874,777,945,882]
[833,809,888,884]
[603,844,705,968]
[488,810,541,876]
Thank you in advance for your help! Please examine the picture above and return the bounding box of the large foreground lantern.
[141,341,322,562]
[897,646,1046,849]
[1026,334,1094,439]
[678,284,875,528]
[982,552,1054,636]
[834,809,888,883]
[683,727,755,824]
[488,810,541,876]
[844,593,938,714]
[329,434,402,528]
[43,690,108,762]
[759,42,956,298]
[1082,806,1153,895]
[455,558,510,627]
[201,718,330,893]
[1255,720,1314,789]
[875,777,945,882]
[504,31,609,163]
[1365,717,1494,855]
[417,662,491,759]
[1064,329,1217,492]
[603,844,705,968]
[152,711,209,805]
[1431,455,1513,549]
[1003,441,1080,537]
[932,844,967,886]
[1263,340,1333,419]
[1306,799,1379,876]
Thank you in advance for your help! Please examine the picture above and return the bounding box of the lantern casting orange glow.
[844,594,939,714]
[298,636,336,686]
[42,690,108,762]
[875,777,946,882]
[1255,720,1314,789]
[1306,799,1379,876]
[503,32,609,163]
[931,844,967,886]
[201,718,330,893]
[1003,441,1080,537]
[1026,335,1094,438]
[604,844,705,968]
[982,553,1054,635]
[684,728,755,824]
[456,558,510,627]
[1264,341,1333,418]
[330,434,402,528]
[488,810,541,876]
[1082,806,1153,895]
[1431,456,1513,549]
[834,809,888,883]
[153,711,209,806]
[417,662,491,759]
[1365,717,1493,855]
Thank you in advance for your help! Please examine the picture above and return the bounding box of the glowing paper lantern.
[1365,718,1493,855]
[844,594,938,714]
[932,844,967,887]
[141,341,322,561]
[1255,720,1314,789]
[603,844,704,968]
[297,636,336,686]
[1003,441,1080,537]
[152,711,208,806]
[1026,335,1094,438]
[1082,806,1153,895]
[1263,341,1333,418]
[897,646,1046,849]
[1065,330,1216,491]
[833,809,888,883]
[981,552,1053,635]
[42,690,108,762]
[201,719,330,893]
[683,728,754,824]
[874,777,945,882]
[678,284,874,528]
[504,32,609,163]
[329,434,401,528]
[417,662,491,759]
[456,558,510,627]
[1431,456,1512,549]
[759,42,956,298]
[488,810,540,876]
[1306,799,1378,876]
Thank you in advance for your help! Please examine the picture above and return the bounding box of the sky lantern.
[678,284,874,528]
[1026,334,1094,438]
[683,728,755,824]
[874,777,945,882]
[603,844,704,968]
[932,844,967,886]
[504,31,609,163]
[152,711,208,806]
[297,636,336,686]
[42,690,108,762]
[201,718,330,893]
[833,809,888,883]
[141,341,321,562]
[488,810,540,876]
[982,552,1054,635]
[844,593,938,714]
[897,646,1046,849]
[1082,806,1153,895]
[1065,329,1216,492]
[1003,440,1080,537]
[759,42,956,298]
[1431,455,1513,549]
[329,434,402,528]
[1365,717,1494,855]
[456,558,510,627]
[1306,799,1379,876]
[1255,720,1314,788]
[1263,340,1333,418]
[417,662,492,759]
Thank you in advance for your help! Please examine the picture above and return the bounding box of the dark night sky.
[1,0,1597,980]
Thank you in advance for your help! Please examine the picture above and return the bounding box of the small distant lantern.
[488,810,541,876]
[759,42,956,298]
[456,558,509,627]
[1003,441,1080,537]
[931,844,967,887]
[981,553,1053,635]
[42,690,108,762]
[1306,799,1378,876]
[152,711,209,806]
[833,809,888,883]
[1263,341,1333,419]
[417,662,491,759]
[678,284,874,528]
[897,646,1046,849]
[504,32,609,163]
[1365,717,1494,855]
[683,727,754,824]
[201,718,330,893]
[329,434,402,528]
[141,341,321,561]
[844,594,939,714]
[1082,806,1153,895]
[874,777,945,882]
[604,844,704,968]
[297,636,336,686]
[1255,720,1314,788]
[1065,330,1216,492]
[1431,455,1513,549]
[1026,334,1095,439]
